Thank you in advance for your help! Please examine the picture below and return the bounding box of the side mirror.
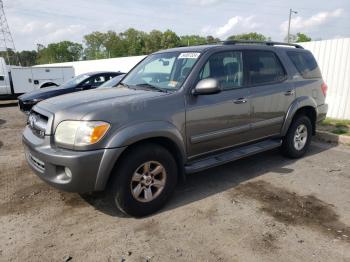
[192,78,221,95]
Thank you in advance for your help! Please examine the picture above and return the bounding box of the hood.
[36,87,168,122]
[18,86,74,101]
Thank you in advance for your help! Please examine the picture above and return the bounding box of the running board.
[185,139,282,174]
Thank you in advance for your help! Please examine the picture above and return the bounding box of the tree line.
[0,28,311,66]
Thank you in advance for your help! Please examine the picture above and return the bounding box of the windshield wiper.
[136,83,167,93]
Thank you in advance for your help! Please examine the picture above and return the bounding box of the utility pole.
[287,8,298,43]
[0,0,20,65]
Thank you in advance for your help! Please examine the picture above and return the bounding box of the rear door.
[245,50,295,140]
[186,50,251,158]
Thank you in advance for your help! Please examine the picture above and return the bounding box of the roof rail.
[223,40,304,49]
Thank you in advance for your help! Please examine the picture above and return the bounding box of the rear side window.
[287,51,322,79]
[245,51,286,85]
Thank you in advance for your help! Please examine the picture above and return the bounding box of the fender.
[281,96,317,136]
[106,121,187,164]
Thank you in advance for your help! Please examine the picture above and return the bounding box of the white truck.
[0,57,74,98]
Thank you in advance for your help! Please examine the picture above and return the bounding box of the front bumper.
[22,126,125,193]
[317,104,328,123]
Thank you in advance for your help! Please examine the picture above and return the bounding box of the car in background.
[98,74,126,89]
[18,71,123,113]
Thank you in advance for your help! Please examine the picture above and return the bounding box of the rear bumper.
[317,104,328,123]
[22,126,125,193]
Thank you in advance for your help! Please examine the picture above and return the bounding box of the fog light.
[65,167,72,178]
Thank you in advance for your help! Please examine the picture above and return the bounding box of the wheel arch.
[40,82,58,88]
[97,122,187,190]
[281,97,318,136]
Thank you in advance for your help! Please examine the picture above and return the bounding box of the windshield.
[120,52,200,91]
[99,74,125,88]
[60,74,91,89]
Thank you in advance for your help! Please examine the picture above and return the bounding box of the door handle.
[285,90,295,96]
[233,98,247,104]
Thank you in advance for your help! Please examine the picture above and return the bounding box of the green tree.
[37,41,83,64]
[227,32,270,41]
[120,28,146,56]
[161,30,180,49]
[295,32,312,43]
[180,35,207,46]
[206,35,220,44]
[18,50,37,66]
[143,30,163,54]
[103,31,126,58]
[0,48,21,65]
[83,31,108,60]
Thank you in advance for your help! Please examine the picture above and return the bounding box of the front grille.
[28,111,48,138]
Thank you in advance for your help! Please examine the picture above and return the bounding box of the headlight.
[55,121,110,147]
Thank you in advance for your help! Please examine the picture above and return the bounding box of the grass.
[319,118,350,136]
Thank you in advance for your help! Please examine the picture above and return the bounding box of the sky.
[4,0,350,51]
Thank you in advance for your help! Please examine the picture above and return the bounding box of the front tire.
[281,115,312,158]
[110,143,178,217]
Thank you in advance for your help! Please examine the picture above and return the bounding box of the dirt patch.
[0,119,6,126]
[0,183,53,217]
[134,219,160,236]
[60,193,87,208]
[195,204,218,223]
[0,140,3,149]
[231,181,350,242]
[255,232,280,252]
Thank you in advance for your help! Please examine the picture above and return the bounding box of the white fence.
[300,38,350,120]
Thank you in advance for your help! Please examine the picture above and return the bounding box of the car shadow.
[82,141,337,218]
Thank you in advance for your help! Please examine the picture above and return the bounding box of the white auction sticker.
[178,52,201,59]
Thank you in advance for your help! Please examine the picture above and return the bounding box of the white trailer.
[35,55,146,76]
[0,57,74,97]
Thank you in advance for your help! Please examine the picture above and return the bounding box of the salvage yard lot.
[1,103,350,262]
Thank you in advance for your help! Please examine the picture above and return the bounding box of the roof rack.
[223,40,304,49]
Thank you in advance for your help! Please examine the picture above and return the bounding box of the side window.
[91,75,107,86]
[245,51,286,85]
[199,51,244,90]
[82,75,107,87]
[287,51,322,79]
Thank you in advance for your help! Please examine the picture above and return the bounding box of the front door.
[186,50,251,159]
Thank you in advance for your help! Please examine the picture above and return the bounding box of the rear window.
[287,51,322,79]
[245,50,286,85]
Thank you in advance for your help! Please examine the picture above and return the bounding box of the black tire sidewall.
[282,115,312,158]
[112,143,177,217]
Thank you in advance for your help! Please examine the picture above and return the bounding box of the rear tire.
[281,115,312,158]
[110,143,178,217]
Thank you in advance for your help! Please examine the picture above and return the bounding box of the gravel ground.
[0,103,350,262]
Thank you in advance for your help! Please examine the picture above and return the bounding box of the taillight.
[321,82,328,97]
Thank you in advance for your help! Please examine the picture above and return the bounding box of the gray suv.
[22,41,328,217]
